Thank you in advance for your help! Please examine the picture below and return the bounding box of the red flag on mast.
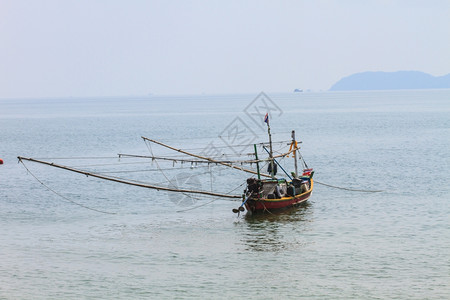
[264,113,269,124]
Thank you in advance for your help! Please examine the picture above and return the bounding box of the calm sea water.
[0,91,449,299]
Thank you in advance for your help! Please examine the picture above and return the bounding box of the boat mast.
[292,130,298,178]
[254,144,261,180]
[265,113,275,179]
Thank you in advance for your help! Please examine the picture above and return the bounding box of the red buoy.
[0,158,3,165]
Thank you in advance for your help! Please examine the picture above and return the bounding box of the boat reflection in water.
[238,202,313,252]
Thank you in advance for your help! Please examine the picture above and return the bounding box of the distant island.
[329,71,450,91]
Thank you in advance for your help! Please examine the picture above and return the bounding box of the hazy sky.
[1,0,449,98]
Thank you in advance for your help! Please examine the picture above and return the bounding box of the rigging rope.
[33,156,118,160]
[17,156,242,199]
[19,159,116,215]
[143,139,290,152]
[314,180,383,193]
[118,153,276,164]
[176,181,246,212]
[145,141,204,203]
[93,165,213,174]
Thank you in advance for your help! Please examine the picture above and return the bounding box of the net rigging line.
[18,158,116,215]
[146,139,291,152]
[143,138,270,200]
[142,136,299,178]
[118,153,278,165]
[145,142,209,202]
[107,164,232,191]
[18,156,242,199]
[27,154,246,195]
[157,133,291,145]
[143,142,245,202]
[91,164,216,175]
[314,180,383,193]
[32,156,119,160]
[175,181,247,213]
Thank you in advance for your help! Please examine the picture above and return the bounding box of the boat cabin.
[246,176,311,200]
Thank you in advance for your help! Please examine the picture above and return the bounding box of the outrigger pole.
[141,137,300,178]
[142,136,273,178]
[17,156,241,199]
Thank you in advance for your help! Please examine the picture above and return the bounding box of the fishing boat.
[240,170,313,215]
[17,114,313,215]
[233,114,314,215]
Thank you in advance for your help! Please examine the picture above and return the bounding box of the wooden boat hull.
[245,179,313,214]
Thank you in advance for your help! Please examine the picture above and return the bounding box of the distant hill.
[329,71,450,91]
